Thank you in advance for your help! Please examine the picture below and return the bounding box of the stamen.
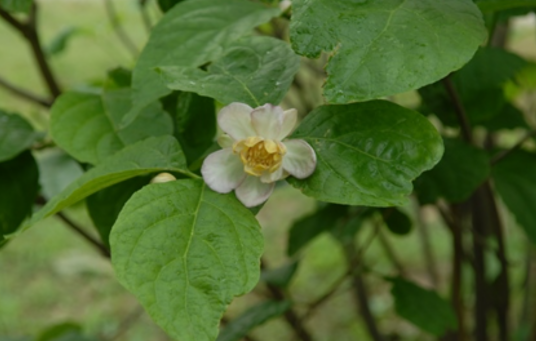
[234,137,286,177]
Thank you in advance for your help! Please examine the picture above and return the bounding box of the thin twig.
[442,76,473,143]
[491,130,536,165]
[56,212,111,258]
[104,0,139,57]
[0,76,52,107]
[138,0,152,34]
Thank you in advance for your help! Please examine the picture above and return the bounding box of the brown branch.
[0,4,61,99]
[491,130,536,165]
[0,76,52,107]
[442,76,473,144]
[104,0,139,57]
[55,212,111,258]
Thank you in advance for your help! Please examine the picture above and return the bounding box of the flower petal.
[218,103,256,140]
[201,148,246,193]
[278,108,298,140]
[282,139,317,179]
[235,176,275,207]
[217,134,234,148]
[251,104,284,139]
[260,167,284,184]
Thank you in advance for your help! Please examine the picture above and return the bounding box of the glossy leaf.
[0,151,39,244]
[159,36,300,108]
[50,90,172,165]
[415,138,490,204]
[261,261,299,288]
[477,0,536,12]
[110,179,263,341]
[0,110,41,162]
[86,176,151,247]
[216,301,290,341]
[26,136,190,229]
[492,150,536,244]
[288,101,444,207]
[0,0,32,12]
[290,0,487,103]
[36,149,84,200]
[382,208,412,235]
[128,0,280,124]
[287,204,348,256]
[389,277,457,336]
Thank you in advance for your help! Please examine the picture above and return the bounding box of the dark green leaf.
[481,104,528,132]
[25,136,190,230]
[217,301,291,341]
[35,322,97,341]
[389,277,457,336]
[86,176,151,247]
[106,67,132,88]
[50,90,172,165]
[287,204,348,256]
[166,92,216,165]
[0,110,41,162]
[45,27,78,57]
[492,150,536,243]
[415,138,490,204]
[110,179,263,341]
[159,36,300,108]
[157,0,184,12]
[290,0,486,103]
[128,0,280,125]
[382,208,412,235]
[477,0,536,12]
[0,0,32,12]
[288,101,444,207]
[36,149,84,200]
[261,261,299,288]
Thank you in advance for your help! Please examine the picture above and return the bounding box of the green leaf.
[35,322,97,341]
[0,0,32,12]
[481,104,528,132]
[415,138,490,204]
[45,27,79,57]
[50,90,172,165]
[0,151,39,243]
[288,100,444,207]
[106,67,132,88]
[389,277,457,336]
[25,136,190,229]
[36,149,84,200]
[287,204,348,256]
[86,176,151,247]
[0,110,41,162]
[382,208,412,235]
[159,36,300,108]
[261,261,299,288]
[492,150,536,244]
[420,47,527,126]
[157,0,184,12]
[128,0,280,125]
[477,0,536,12]
[110,179,263,341]
[216,301,291,341]
[290,0,487,103]
[162,92,216,165]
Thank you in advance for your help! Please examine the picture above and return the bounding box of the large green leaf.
[389,277,457,336]
[288,101,444,207]
[415,138,490,204]
[0,110,41,162]
[159,36,300,108]
[290,0,487,103]
[0,0,32,12]
[86,176,151,247]
[36,149,84,200]
[477,0,536,12]
[128,0,280,124]
[217,301,290,341]
[0,151,39,243]
[492,150,536,244]
[110,179,263,341]
[50,90,172,165]
[25,136,190,229]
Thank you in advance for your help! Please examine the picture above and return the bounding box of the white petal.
[217,134,234,148]
[282,139,317,179]
[218,103,256,140]
[201,148,246,193]
[235,176,275,207]
[251,104,284,140]
[260,167,284,183]
[278,108,298,140]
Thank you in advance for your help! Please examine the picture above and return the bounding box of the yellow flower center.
[233,137,286,177]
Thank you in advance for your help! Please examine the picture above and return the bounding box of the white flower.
[202,103,317,207]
